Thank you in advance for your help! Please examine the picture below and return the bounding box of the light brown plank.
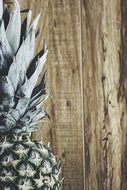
[81,0,127,189]
[20,0,84,189]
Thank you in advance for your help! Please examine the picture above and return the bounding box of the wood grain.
[82,0,127,189]
[20,0,84,189]
[6,0,127,189]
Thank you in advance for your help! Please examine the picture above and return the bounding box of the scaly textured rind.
[0,135,61,190]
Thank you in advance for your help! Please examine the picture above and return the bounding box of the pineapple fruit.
[0,0,61,189]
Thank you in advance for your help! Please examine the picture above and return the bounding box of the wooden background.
[20,0,84,190]
[19,0,127,190]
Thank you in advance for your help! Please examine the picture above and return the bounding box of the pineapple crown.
[0,0,49,134]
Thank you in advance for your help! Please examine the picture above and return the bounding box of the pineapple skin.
[0,135,60,190]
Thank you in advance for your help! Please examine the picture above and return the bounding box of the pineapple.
[0,0,61,189]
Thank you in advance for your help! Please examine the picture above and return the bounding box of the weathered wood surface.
[82,0,127,189]
[7,0,127,189]
[20,0,84,189]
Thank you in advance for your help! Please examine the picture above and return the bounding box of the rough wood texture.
[20,0,84,189]
[6,0,127,189]
[82,0,127,189]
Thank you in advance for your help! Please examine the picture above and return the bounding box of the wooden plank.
[20,0,84,189]
[118,1,127,189]
[81,0,127,189]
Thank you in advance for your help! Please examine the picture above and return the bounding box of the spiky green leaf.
[0,19,12,73]
[0,0,3,20]
[6,0,21,54]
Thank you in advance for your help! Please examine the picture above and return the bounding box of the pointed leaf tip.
[28,11,41,33]
[0,19,13,73]
[26,9,32,35]
[6,0,21,54]
[0,0,3,20]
